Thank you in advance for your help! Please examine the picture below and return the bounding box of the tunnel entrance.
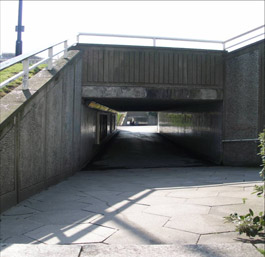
[84,98,223,171]
[86,112,212,171]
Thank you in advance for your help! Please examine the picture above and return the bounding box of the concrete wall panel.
[0,122,16,196]
[80,106,97,168]
[73,58,82,171]
[46,80,63,179]
[18,93,46,190]
[0,50,101,212]
[224,50,259,139]
[223,142,258,166]
[61,64,75,176]
[75,44,224,87]
[223,40,264,166]
[159,102,222,164]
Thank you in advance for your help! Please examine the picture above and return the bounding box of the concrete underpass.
[0,39,264,256]
[88,126,208,170]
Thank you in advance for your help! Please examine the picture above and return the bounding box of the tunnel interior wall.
[80,106,97,168]
[223,40,264,166]
[80,106,117,168]
[158,103,223,164]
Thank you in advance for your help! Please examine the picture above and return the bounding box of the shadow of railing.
[0,166,262,249]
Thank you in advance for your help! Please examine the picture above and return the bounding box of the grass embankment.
[0,63,46,98]
[117,113,126,125]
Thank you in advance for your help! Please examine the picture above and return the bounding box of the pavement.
[88,126,208,170]
[1,127,264,256]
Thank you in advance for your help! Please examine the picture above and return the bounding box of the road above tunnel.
[88,126,209,170]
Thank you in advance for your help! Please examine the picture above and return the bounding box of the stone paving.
[0,166,264,256]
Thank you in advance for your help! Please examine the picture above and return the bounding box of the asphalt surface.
[88,127,208,170]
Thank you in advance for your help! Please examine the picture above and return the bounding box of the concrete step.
[0,243,262,257]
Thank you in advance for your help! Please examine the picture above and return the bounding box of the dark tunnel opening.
[84,99,222,171]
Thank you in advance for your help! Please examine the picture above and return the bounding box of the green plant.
[224,130,265,238]
[224,210,265,237]
[258,130,265,180]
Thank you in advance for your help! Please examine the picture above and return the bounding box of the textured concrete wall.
[158,102,223,164]
[74,44,224,87]
[0,51,87,212]
[80,106,97,167]
[223,40,264,166]
[76,44,224,112]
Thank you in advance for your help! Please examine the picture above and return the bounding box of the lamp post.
[15,0,24,56]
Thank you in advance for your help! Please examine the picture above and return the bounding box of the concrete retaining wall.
[223,40,264,166]
[158,102,223,164]
[0,51,102,212]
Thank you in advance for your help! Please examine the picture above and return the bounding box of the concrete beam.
[82,85,223,101]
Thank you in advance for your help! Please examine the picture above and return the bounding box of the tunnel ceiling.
[85,98,222,112]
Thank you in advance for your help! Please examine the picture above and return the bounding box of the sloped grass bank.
[0,63,46,98]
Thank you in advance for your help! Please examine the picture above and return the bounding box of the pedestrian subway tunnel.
[1,40,264,212]
[85,102,222,171]
[77,43,227,169]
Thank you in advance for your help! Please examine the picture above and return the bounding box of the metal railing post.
[223,42,226,50]
[48,47,53,70]
[76,34,80,43]
[64,40,68,58]
[153,38,156,47]
[22,58,29,90]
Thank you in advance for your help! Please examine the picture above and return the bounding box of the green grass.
[0,63,46,98]
[117,113,126,125]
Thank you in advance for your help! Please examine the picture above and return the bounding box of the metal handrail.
[0,39,76,90]
[78,25,265,51]
[223,25,265,44]
[77,32,224,46]
[225,33,264,50]
[0,25,264,91]
[223,25,265,50]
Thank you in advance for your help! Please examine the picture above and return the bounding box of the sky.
[0,0,264,55]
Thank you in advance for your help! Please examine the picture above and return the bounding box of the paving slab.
[0,217,43,242]
[91,212,168,231]
[25,210,99,225]
[24,223,117,244]
[105,227,199,245]
[144,203,210,216]
[196,185,245,192]
[0,235,43,244]
[0,244,81,257]
[132,195,187,205]
[218,190,262,199]
[23,198,90,212]
[167,189,219,198]
[198,231,255,244]
[209,201,264,217]
[0,165,263,255]
[165,214,235,234]
[1,204,39,216]
[80,244,261,257]
[186,196,243,206]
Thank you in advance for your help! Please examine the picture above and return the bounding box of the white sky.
[0,0,264,54]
